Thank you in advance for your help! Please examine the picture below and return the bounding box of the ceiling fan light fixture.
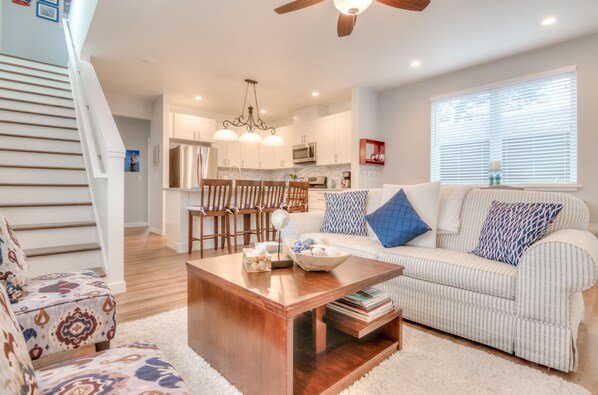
[333,0,373,15]
[238,131,263,144]
[212,128,239,141]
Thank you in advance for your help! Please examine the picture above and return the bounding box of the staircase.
[0,53,104,276]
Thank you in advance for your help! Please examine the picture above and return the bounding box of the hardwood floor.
[119,227,598,392]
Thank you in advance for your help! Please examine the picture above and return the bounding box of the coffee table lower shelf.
[294,308,402,395]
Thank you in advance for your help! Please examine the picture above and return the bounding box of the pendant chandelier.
[213,79,284,146]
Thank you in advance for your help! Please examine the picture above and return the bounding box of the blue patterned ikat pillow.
[320,190,369,236]
[365,189,431,248]
[471,201,563,266]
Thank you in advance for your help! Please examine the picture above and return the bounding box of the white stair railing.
[62,18,126,293]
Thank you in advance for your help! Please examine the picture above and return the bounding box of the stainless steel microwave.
[293,142,316,164]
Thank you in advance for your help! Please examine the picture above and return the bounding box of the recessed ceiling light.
[541,17,557,26]
[140,57,155,64]
[312,91,320,97]
[410,60,422,68]
[260,109,267,114]
[194,96,203,101]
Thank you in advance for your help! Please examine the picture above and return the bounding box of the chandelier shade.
[214,79,284,145]
[333,0,373,15]
[212,128,239,141]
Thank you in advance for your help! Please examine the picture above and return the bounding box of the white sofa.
[282,187,598,372]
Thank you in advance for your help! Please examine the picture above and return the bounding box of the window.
[431,68,577,185]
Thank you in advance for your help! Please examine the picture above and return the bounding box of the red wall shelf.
[359,139,385,166]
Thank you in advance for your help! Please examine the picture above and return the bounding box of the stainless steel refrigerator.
[169,144,218,188]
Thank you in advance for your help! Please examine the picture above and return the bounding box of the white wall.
[106,93,153,120]
[378,33,598,222]
[1,0,68,65]
[67,0,97,59]
[148,95,169,234]
[114,116,150,226]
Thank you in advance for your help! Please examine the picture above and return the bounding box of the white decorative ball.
[271,209,290,230]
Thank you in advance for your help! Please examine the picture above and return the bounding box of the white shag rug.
[114,308,589,395]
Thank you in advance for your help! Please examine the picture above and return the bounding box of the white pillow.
[380,181,441,248]
[437,185,473,235]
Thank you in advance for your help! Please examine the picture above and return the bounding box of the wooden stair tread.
[12,221,96,231]
[0,202,92,208]
[0,69,70,84]
[0,96,74,109]
[0,53,68,71]
[0,132,79,142]
[0,107,76,119]
[0,77,71,92]
[0,120,77,130]
[24,243,101,257]
[0,147,82,155]
[0,164,85,171]
[0,183,88,187]
[0,87,74,101]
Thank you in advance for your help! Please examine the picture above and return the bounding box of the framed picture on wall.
[36,2,59,22]
[125,150,140,173]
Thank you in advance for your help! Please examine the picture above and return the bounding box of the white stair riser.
[0,205,94,226]
[0,168,87,184]
[0,98,75,118]
[0,70,70,91]
[0,135,81,153]
[27,250,102,277]
[0,55,68,76]
[15,226,97,249]
[0,121,79,140]
[0,79,72,99]
[0,186,90,204]
[0,88,74,108]
[0,110,77,129]
[0,151,84,168]
[0,62,70,83]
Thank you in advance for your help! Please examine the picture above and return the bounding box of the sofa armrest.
[280,211,325,240]
[516,229,598,325]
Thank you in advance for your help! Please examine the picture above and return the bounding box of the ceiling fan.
[275,0,430,37]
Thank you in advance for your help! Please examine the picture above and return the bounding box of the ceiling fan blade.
[275,0,326,14]
[337,13,357,37]
[375,0,430,11]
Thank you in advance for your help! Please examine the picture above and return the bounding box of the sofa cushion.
[12,271,116,360]
[37,342,190,394]
[378,246,518,299]
[0,284,38,395]
[320,190,369,236]
[0,214,29,288]
[302,233,386,260]
[366,189,431,248]
[471,201,563,266]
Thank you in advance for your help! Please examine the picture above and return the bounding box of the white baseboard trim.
[124,222,149,228]
[148,227,164,235]
[108,281,126,294]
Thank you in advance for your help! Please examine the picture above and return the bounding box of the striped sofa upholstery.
[282,187,598,372]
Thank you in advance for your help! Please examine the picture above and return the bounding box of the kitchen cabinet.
[315,111,352,165]
[308,190,327,211]
[292,119,317,146]
[259,131,274,169]
[240,140,260,169]
[172,113,216,143]
[274,125,293,168]
[213,137,241,168]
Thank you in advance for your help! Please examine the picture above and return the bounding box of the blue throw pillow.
[471,201,563,266]
[365,189,431,248]
[320,190,369,236]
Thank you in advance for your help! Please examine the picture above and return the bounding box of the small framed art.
[36,2,59,22]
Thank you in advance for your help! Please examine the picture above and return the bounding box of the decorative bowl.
[284,238,351,272]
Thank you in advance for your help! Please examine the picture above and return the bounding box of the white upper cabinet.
[259,131,275,169]
[293,119,317,146]
[240,140,260,169]
[213,126,242,168]
[315,115,336,165]
[274,125,293,169]
[334,111,352,164]
[172,113,216,143]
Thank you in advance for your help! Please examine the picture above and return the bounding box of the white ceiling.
[84,0,598,121]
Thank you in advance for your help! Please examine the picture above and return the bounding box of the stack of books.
[328,287,394,322]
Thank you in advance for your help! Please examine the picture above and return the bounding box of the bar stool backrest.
[201,179,233,213]
[287,181,309,212]
[233,179,263,211]
[261,181,286,210]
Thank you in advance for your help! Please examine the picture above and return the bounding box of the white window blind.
[431,68,577,185]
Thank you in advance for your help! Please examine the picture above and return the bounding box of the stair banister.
[62,18,126,293]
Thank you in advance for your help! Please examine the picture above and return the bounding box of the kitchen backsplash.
[218,164,350,189]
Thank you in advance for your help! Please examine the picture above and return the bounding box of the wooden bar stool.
[259,180,286,241]
[285,181,309,213]
[229,179,263,250]
[188,179,233,258]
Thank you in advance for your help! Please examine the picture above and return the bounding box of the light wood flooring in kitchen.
[119,227,598,393]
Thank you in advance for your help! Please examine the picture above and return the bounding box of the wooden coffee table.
[187,254,404,395]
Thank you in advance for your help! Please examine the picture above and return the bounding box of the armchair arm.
[516,229,598,325]
[280,211,325,240]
